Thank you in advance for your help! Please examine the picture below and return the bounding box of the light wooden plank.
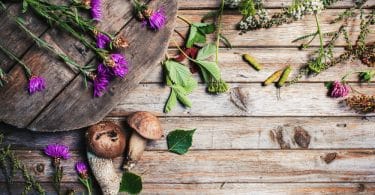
[172,9,375,47]
[110,83,375,117]
[141,183,375,194]
[1,150,375,183]
[177,0,375,9]
[146,48,373,83]
[1,117,375,150]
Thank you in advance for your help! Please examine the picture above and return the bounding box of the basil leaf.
[167,129,196,155]
[119,172,142,194]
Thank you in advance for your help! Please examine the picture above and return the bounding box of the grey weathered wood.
[1,116,375,150]
[1,150,375,183]
[110,83,375,117]
[28,0,179,132]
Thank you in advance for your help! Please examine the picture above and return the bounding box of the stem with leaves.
[0,42,32,78]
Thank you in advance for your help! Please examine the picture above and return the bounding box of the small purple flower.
[93,69,110,97]
[107,54,129,78]
[330,81,350,98]
[96,33,111,49]
[147,9,166,30]
[28,76,46,94]
[44,144,70,160]
[75,161,89,178]
[91,0,101,21]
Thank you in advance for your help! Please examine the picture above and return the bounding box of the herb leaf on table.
[186,23,216,48]
[167,129,196,155]
[120,172,143,194]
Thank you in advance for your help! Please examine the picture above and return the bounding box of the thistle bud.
[113,37,129,49]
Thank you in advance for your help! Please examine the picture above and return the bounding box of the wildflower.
[330,81,350,98]
[96,33,111,49]
[75,161,89,178]
[105,54,129,78]
[44,144,70,160]
[92,66,110,97]
[90,0,101,21]
[28,76,46,94]
[143,8,167,30]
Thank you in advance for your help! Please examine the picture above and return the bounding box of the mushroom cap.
[86,121,126,159]
[127,111,163,140]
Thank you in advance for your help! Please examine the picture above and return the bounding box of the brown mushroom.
[86,121,125,195]
[124,111,163,170]
[86,121,126,159]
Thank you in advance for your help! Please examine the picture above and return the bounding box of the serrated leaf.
[164,89,177,113]
[119,172,142,194]
[196,44,217,60]
[164,60,198,93]
[172,85,193,108]
[167,129,196,155]
[196,60,221,80]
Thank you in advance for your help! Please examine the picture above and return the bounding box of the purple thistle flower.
[91,0,101,21]
[44,144,70,160]
[148,9,166,30]
[75,161,89,178]
[28,76,46,95]
[93,69,110,97]
[96,33,111,49]
[330,81,350,98]
[108,54,129,78]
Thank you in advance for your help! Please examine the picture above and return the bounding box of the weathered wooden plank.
[2,182,375,194]
[141,183,375,194]
[0,182,86,195]
[146,48,372,83]
[0,0,140,130]
[0,4,48,71]
[28,0,179,132]
[1,117,374,150]
[172,9,375,47]
[177,0,375,9]
[1,150,375,183]
[110,83,375,117]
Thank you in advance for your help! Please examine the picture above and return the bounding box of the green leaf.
[172,85,193,108]
[164,60,198,92]
[119,172,142,194]
[324,81,333,90]
[167,129,196,155]
[22,0,28,13]
[186,23,215,48]
[164,89,177,113]
[194,23,216,34]
[195,60,221,80]
[196,44,217,60]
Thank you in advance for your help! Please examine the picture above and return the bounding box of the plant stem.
[177,15,192,25]
[215,0,225,64]
[0,43,32,77]
[314,13,324,55]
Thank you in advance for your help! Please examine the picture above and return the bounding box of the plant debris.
[322,152,337,164]
[293,127,311,148]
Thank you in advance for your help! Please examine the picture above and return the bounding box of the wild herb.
[119,172,143,194]
[167,129,196,155]
[0,134,45,195]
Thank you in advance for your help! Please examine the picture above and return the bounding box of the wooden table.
[1,0,375,194]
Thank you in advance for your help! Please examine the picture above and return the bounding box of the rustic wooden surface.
[0,0,375,194]
[0,0,178,132]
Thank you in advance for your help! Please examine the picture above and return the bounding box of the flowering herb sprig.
[44,144,70,194]
[131,0,167,30]
[75,161,93,195]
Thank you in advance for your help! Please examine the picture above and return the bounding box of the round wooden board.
[0,0,178,132]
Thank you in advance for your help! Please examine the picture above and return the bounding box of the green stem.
[177,15,192,25]
[215,0,225,64]
[0,43,32,77]
[314,13,324,55]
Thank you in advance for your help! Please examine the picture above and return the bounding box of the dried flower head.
[28,76,46,95]
[359,48,375,67]
[44,144,70,160]
[113,36,129,49]
[330,81,350,98]
[96,33,111,49]
[75,161,89,178]
[90,0,101,21]
[345,95,375,113]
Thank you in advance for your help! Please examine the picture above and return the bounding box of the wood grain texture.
[148,48,373,83]
[28,0,178,132]
[110,83,375,117]
[1,116,374,150]
[172,10,375,47]
[177,0,375,9]
[1,150,375,183]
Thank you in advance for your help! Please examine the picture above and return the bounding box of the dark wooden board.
[0,0,178,132]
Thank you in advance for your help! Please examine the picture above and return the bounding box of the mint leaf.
[119,172,142,194]
[196,44,217,60]
[167,129,196,155]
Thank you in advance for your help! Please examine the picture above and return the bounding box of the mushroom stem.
[87,152,120,195]
[124,132,147,170]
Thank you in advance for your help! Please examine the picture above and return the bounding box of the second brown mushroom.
[124,111,163,170]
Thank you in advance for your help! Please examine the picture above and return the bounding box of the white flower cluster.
[288,0,324,20]
[239,9,269,30]
[224,0,242,8]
